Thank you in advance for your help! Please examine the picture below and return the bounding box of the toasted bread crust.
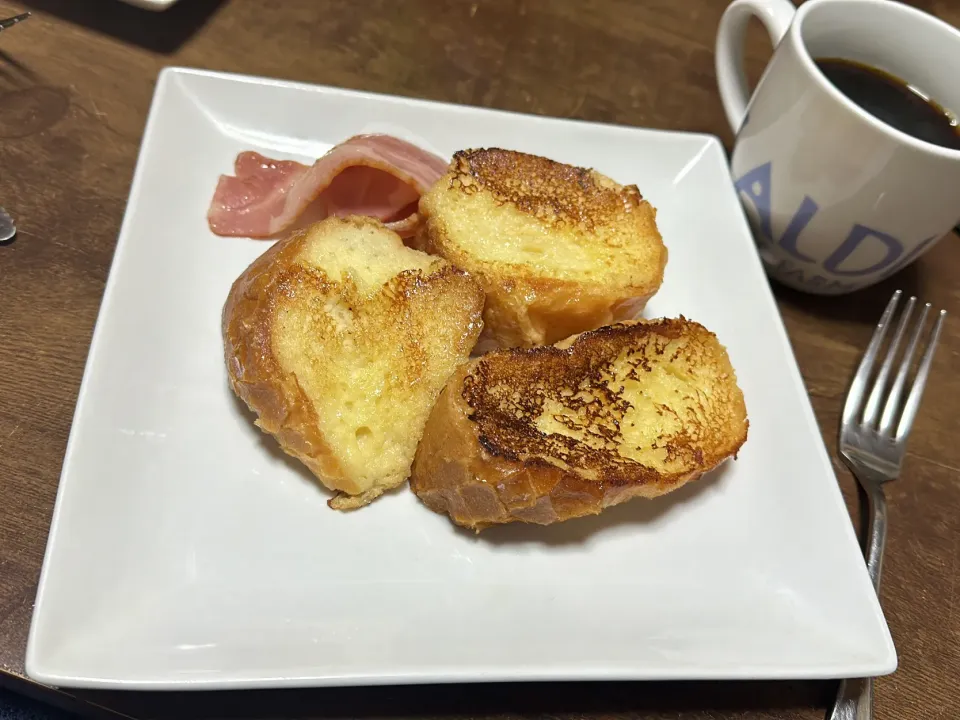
[410,319,748,531]
[445,148,643,227]
[223,226,347,485]
[417,149,668,349]
[223,216,484,508]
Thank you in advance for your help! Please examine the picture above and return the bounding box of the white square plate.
[25,67,896,689]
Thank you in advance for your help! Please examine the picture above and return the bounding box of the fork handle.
[863,483,888,591]
[828,478,887,720]
[829,677,874,720]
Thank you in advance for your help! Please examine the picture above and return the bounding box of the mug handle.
[715,0,797,133]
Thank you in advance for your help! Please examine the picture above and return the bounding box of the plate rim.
[24,66,897,689]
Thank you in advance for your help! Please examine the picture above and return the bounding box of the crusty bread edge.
[222,216,484,510]
[416,168,669,349]
[222,224,356,487]
[409,320,748,531]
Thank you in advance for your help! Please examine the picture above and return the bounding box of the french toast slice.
[410,318,747,530]
[223,216,485,509]
[416,148,668,350]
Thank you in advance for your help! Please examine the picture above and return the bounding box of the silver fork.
[828,289,946,720]
[0,11,29,245]
[0,12,30,32]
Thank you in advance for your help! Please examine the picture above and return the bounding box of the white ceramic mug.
[716,0,960,295]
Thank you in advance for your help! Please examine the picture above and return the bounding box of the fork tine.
[879,302,931,435]
[842,290,901,428]
[863,295,915,426]
[896,309,946,442]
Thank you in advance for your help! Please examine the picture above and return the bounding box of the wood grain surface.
[1,1,958,718]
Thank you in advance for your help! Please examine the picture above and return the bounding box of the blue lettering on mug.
[769,257,859,294]
[734,162,937,287]
[733,162,774,240]
[778,196,819,263]
[822,225,902,276]
[878,234,938,279]
[734,162,820,261]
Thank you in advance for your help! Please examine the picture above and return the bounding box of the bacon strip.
[207,134,449,238]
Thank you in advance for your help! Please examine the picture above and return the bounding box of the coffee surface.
[816,57,960,151]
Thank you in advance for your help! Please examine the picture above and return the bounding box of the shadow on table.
[0,687,78,719]
[75,680,835,719]
[0,44,69,140]
[19,0,226,54]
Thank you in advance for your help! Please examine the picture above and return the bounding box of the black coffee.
[815,57,960,151]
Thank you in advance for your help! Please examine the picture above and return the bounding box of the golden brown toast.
[415,148,668,350]
[410,318,747,530]
[222,215,484,509]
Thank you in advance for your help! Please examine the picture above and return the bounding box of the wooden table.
[1,0,958,718]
